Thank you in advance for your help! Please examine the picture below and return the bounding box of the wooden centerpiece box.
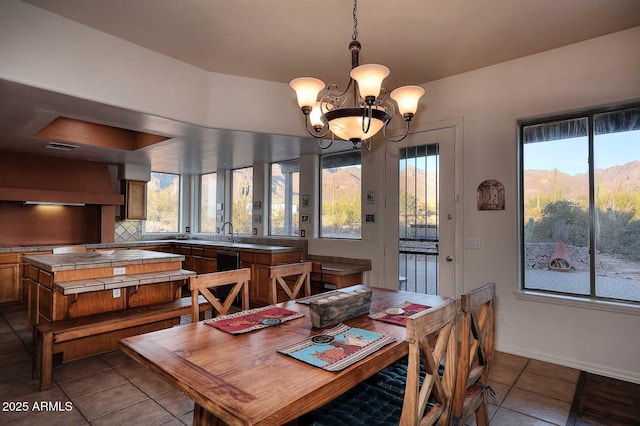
[309,287,372,328]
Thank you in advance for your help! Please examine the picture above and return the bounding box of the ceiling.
[3,0,640,174]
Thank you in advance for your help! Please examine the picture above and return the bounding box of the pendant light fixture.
[290,0,425,150]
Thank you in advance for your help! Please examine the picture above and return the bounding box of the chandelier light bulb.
[390,85,426,117]
[350,64,390,100]
[289,77,325,111]
[328,114,385,142]
[309,102,324,128]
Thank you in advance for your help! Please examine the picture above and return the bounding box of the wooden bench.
[33,296,210,391]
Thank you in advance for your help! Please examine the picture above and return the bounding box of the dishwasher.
[216,249,241,302]
[216,249,240,271]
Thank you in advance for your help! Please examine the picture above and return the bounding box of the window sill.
[515,290,640,316]
[142,232,182,239]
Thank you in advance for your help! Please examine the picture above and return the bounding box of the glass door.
[399,143,441,294]
[385,126,457,296]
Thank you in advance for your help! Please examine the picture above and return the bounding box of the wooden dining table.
[119,285,449,426]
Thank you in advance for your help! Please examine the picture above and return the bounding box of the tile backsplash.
[114,220,143,242]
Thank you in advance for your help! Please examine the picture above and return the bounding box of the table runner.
[277,324,395,372]
[369,301,431,327]
[205,305,304,334]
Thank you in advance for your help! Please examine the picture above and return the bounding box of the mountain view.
[258,160,640,221]
[321,166,361,196]
[318,165,438,207]
[524,160,640,203]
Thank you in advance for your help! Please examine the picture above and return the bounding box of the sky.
[524,130,640,176]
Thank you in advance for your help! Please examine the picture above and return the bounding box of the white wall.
[413,26,640,382]
[2,0,640,382]
[0,0,302,137]
[304,141,387,288]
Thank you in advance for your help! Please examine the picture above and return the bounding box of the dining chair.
[450,282,496,426]
[269,261,312,304]
[52,246,86,254]
[300,297,458,426]
[189,268,250,322]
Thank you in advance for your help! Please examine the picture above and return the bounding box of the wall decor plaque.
[477,179,505,210]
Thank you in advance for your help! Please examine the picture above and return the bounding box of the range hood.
[0,150,123,206]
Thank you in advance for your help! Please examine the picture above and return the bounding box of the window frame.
[518,102,640,311]
[199,172,217,233]
[269,159,300,236]
[231,166,253,235]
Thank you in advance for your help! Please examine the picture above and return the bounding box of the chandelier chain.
[352,0,358,41]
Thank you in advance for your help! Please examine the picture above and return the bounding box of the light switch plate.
[112,288,121,298]
[465,239,481,249]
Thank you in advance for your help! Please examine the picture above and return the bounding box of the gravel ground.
[525,269,640,302]
[399,254,640,302]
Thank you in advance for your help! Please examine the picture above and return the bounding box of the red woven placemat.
[369,302,431,327]
[205,306,303,334]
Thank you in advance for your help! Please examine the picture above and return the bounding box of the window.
[520,105,640,303]
[146,172,180,233]
[270,160,299,236]
[231,167,253,235]
[200,172,217,233]
[320,151,361,239]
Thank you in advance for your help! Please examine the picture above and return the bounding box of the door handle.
[445,256,454,262]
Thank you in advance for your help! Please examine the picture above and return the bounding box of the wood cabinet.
[0,254,20,303]
[203,248,217,273]
[175,245,209,274]
[122,180,147,220]
[129,244,173,253]
[311,270,363,289]
[177,246,193,271]
[242,251,303,306]
[191,247,204,274]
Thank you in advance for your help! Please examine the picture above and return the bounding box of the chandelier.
[290,0,425,150]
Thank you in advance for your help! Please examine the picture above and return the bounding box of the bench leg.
[39,330,54,391]
[32,327,40,379]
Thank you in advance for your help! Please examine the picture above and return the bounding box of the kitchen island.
[2,239,308,307]
[9,240,374,308]
[23,249,195,362]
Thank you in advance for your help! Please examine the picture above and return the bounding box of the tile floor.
[0,305,579,425]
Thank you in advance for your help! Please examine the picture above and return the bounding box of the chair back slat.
[400,297,457,426]
[269,262,312,304]
[451,282,496,426]
[189,268,251,322]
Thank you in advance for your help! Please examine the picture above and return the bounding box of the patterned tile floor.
[0,305,579,425]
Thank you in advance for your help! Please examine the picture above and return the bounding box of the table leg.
[193,403,226,426]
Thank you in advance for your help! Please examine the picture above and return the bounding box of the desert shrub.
[528,200,589,247]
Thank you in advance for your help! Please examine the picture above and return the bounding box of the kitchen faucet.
[220,221,235,242]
